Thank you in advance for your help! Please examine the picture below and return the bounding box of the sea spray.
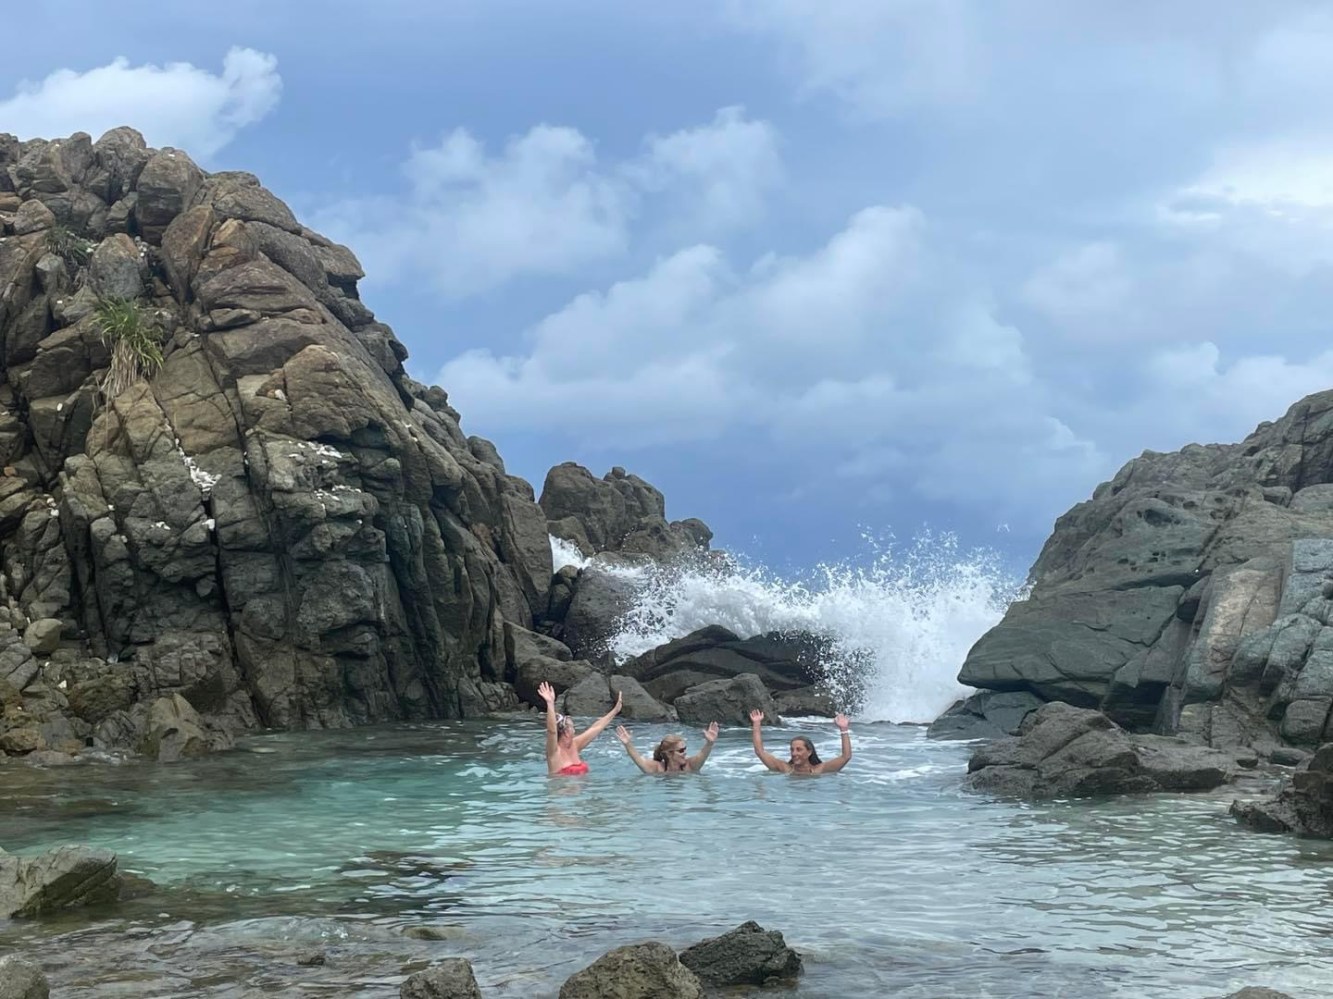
[565,532,1020,724]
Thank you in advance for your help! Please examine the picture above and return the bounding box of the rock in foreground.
[559,942,703,999]
[400,958,481,999]
[678,920,802,988]
[965,702,1235,799]
[0,844,120,918]
[1231,742,1333,838]
[0,955,50,999]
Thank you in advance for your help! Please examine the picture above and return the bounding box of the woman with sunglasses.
[613,722,720,773]
[749,709,853,775]
[537,680,622,777]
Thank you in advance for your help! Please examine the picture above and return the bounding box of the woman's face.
[665,741,688,768]
[789,739,811,765]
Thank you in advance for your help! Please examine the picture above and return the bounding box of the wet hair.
[556,714,574,739]
[789,736,821,766]
[653,735,688,769]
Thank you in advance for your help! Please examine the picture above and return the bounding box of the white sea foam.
[550,535,591,571]
[593,532,1019,725]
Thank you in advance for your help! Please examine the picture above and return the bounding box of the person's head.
[788,736,822,768]
[556,713,575,746]
[653,734,690,770]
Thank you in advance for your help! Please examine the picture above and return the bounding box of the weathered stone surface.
[0,844,120,918]
[541,463,709,559]
[675,673,775,727]
[678,921,803,988]
[928,689,1047,740]
[966,702,1234,800]
[0,955,49,999]
[0,129,579,757]
[559,941,703,999]
[949,389,1333,756]
[624,627,827,705]
[399,958,482,999]
[21,618,61,655]
[559,555,651,660]
[1231,742,1333,838]
[1216,989,1293,999]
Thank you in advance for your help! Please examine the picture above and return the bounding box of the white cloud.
[318,107,781,299]
[0,48,280,159]
[722,0,980,117]
[1021,242,1134,326]
[437,204,1107,524]
[632,106,782,232]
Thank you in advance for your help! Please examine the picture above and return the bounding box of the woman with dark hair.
[749,708,852,775]
[614,722,720,773]
[538,681,622,777]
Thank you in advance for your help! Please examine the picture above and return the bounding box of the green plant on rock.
[46,223,94,273]
[94,298,164,400]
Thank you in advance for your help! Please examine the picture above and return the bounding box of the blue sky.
[8,2,1333,574]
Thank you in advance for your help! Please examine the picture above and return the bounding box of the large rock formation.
[0,128,566,756]
[1231,742,1333,838]
[938,390,1333,756]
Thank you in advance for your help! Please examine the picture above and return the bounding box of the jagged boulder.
[0,844,120,917]
[1231,742,1333,838]
[623,627,827,704]
[559,673,672,720]
[678,921,802,988]
[928,689,1047,740]
[950,390,1333,755]
[675,673,776,727]
[559,942,703,999]
[400,958,482,999]
[965,702,1234,799]
[0,955,49,999]
[541,463,709,559]
[0,128,564,756]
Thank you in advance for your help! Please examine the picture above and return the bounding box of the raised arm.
[573,690,623,752]
[749,709,789,773]
[818,714,853,774]
[688,721,719,771]
[538,681,558,762]
[615,724,660,774]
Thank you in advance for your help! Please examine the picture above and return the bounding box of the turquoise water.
[2,719,1332,997]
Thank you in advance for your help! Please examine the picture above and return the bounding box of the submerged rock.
[400,958,481,999]
[677,920,802,988]
[1231,742,1333,838]
[0,844,120,918]
[559,941,703,999]
[965,702,1234,799]
[0,955,49,999]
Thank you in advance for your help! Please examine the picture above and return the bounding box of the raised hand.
[703,721,719,743]
[615,724,632,745]
[612,689,624,714]
[538,681,556,705]
[834,713,850,733]
[749,709,764,725]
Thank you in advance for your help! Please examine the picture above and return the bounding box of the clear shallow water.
[3,719,1331,998]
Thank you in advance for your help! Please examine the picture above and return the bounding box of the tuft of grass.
[46,223,94,273]
[94,299,164,400]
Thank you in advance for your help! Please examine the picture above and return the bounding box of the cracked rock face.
[0,128,552,755]
[942,390,1333,752]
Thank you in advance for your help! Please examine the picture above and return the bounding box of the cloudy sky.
[8,1,1333,573]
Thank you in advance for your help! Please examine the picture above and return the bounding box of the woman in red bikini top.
[538,680,623,777]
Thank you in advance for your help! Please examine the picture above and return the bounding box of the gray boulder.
[624,627,829,705]
[559,941,703,999]
[21,618,62,655]
[0,956,49,999]
[1217,990,1293,999]
[0,844,120,917]
[675,673,776,727]
[541,463,709,560]
[559,555,650,660]
[928,689,1048,740]
[773,686,837,718]
[559,673,672,721]
[948,389,1333,755]
[966,702,1234,800]
[678,921,802,987]
[400,958,481,999]
[1231,742,1333,838]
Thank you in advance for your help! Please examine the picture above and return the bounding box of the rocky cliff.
[937,390,1333,756]
[0,127,642,759]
